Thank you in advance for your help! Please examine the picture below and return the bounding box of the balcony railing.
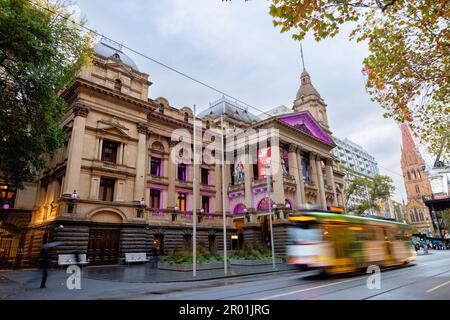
[283,174,296,184]
[145,208,223,225]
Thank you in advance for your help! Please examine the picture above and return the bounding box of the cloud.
[75,0,409,201]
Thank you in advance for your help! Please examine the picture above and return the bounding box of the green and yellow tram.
[287,211,416,274]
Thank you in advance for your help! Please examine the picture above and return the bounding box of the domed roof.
[94,37,139,71]
[296,70,320,100]
[198,96,260,123]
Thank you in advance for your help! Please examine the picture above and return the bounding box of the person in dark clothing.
[39,248,50,288]
[151,246,159,268]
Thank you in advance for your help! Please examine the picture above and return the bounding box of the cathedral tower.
[400,123,432,201]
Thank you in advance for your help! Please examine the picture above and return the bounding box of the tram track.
[104,253,450,300]
[219,255,450,300]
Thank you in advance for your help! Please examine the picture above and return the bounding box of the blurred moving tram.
[287,210,416,274]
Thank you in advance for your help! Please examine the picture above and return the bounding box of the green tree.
[269,0,449,159]
[345,174,395,215]
[0,0,92,188]
[442,209,450,236]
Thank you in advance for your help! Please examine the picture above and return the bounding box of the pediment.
[97,119,130,137]
[104,61,135,77]
[277,111,333,145]
[406,198,427,209]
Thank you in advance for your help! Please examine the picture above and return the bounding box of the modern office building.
[331,137,380,211]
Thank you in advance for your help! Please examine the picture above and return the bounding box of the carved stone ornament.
[73,104,89,118]
[288,145,297,153]
[137,122,150,136]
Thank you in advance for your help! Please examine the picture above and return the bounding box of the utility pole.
[192,104,197,278]
[221,113,228,275]
[265,162,276,270]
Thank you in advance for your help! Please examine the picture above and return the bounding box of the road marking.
[426,280,450,293]
[258,277,364,300]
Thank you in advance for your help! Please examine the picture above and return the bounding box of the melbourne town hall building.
[0,38,346,267]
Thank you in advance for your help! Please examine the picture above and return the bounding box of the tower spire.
[300,43,306,72]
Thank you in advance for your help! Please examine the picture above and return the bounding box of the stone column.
[315,156,327,210]
[325,159,338,206]
[134,123,149,202]
[97,138,103,159]
[297,151,306,205]
[214,163,222,212]
[168,141,178,208]
[89,176,100,200]
[341,188,346,209]
[194,163,201,209]
[94,137,100,160]
[272,146,285,205]
[63,104,89,196]
[224,163,231,212]
[288,145,302,207]
[309,152,318,187]
[244,146,254,210]
[117,143,124,165]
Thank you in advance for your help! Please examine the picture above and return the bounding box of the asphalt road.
[135,250,450,300]
[2,251,450,300]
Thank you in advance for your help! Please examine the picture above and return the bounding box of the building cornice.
[63,79,156,113]
[250,117,336,149]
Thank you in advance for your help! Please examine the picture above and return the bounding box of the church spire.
[400,123,416,150]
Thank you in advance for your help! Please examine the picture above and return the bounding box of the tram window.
[365,228,377,241]
[395,230,405,241]
[288,226,322,243]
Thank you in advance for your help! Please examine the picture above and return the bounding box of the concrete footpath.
[0,263,295,300]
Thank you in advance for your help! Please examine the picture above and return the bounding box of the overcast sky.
[74,0,430,202]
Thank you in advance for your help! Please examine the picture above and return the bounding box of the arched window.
[257,197,270,212]
[417,170,421,179]
[410,211,415,222]
[419,210,424,221]
[414,208,420,222]
[415,185,420,194]
[407,171,411,180]
[159,103,164,114]
[151,141,165,152]
[114,79,122,91]
[184,112,189,122]
[206,121,210,129]
[233,203,246,215]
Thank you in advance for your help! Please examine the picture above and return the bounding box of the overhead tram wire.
[28,0,276,120]
[378,165,404,178]
[29,0,411,184]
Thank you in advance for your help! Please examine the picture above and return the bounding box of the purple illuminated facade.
[277,112,334,145]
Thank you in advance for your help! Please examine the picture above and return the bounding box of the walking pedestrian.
[39,248,50,288]
[151,246,159,268]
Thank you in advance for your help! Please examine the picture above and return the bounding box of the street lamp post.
[138,198,146,218]
[173,205,179,222]
[192,104,198,278]
[1,202,10,221]
[284,202,291,219]
[220,114,228,276]
[244,208,250,223]
[68,190,78,213]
